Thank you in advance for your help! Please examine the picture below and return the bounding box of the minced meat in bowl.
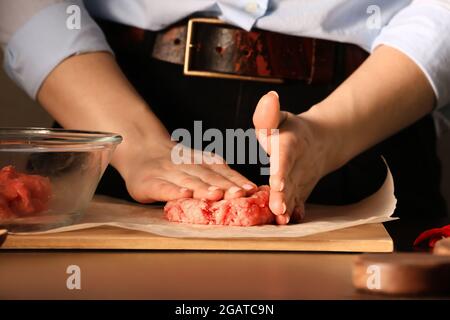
[0,128,122,232]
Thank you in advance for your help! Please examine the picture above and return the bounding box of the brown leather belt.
[100,18,369,84]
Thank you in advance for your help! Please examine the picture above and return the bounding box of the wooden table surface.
[0,250,448,300]
[0,251,369,299]
[1,217,449,300]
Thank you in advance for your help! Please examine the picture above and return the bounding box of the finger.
[172,174,224,200]
[129,178,193,203]
[253,91,280,155]
[269,170,300,226]
[269,140,296,193]
[253,91,290,155]
[269,189,287,216]
[186,150,256,196]
[181,165,237,192]
[253,91,281,135]
[277,196,297,225]
[270,190,296,225]
[201,150,258,195]
[208,164,257,198]
[275,213,290,225]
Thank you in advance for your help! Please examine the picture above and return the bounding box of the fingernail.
[242,184,255,191]
[278,180,285,192]
[284,214,290,224]
[281,202,287,214]
[208,186,221,192]
[277,214,290,225]
[268,91,279,99]
[228,186,242,194]
[179,187,190,193]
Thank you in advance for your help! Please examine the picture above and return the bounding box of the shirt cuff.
[3,0,112,100]
[371,1,450,109]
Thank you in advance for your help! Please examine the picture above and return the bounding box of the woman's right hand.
[113,137,257,203]
[37,52,257,203]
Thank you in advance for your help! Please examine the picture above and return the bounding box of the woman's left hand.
[252,91,341,225]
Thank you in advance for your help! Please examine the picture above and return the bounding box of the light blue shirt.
[2,0,450,110]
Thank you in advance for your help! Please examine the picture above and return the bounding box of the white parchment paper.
[14,163,398,238]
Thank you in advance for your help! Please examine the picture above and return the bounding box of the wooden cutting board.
[0,223,393,252]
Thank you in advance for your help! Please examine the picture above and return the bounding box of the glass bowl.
[0,128,122,232]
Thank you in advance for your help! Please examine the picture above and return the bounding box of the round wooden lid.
[353,253,450,296]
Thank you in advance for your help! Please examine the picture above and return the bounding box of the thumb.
[253,91,284,155]
[253,91,281,134]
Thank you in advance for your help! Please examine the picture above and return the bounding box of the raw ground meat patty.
[0,166,52,220]
[164,185,274,226]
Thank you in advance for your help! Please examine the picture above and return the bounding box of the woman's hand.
[37,52,257,204]
[114,137,257,203]
[253,46,435,225]
[253,91,341,225]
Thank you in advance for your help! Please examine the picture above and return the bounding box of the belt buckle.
[184,18,283,83]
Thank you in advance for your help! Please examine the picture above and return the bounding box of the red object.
[413,225,450,248]
[0,166,52,220]
[164,185,274,226]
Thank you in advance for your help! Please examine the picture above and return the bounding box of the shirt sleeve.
[2,0,113,99]
[0,0,61,47]
[371,0,450,109]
